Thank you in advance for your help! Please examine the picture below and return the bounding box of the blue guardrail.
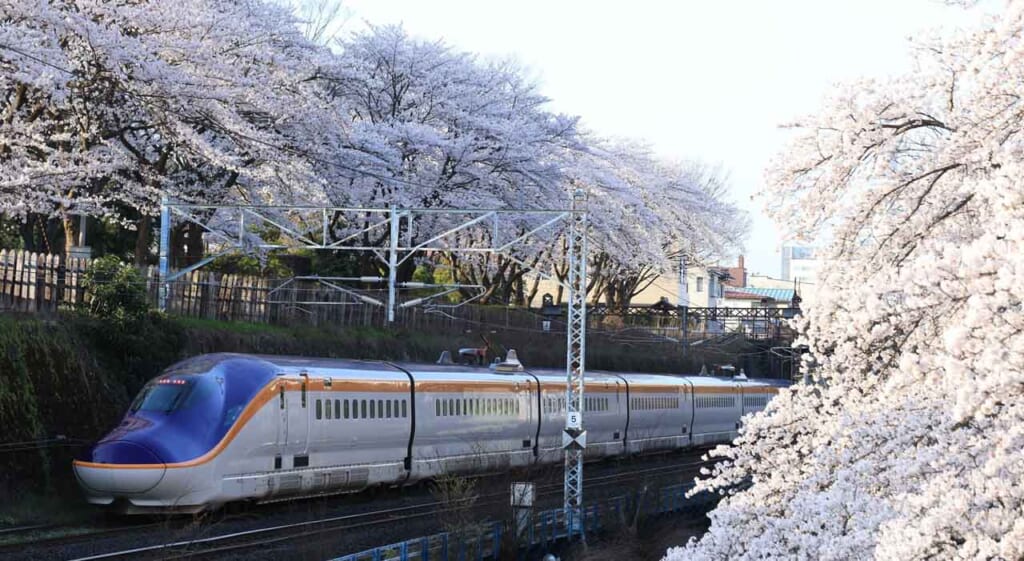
[329,481,718,561]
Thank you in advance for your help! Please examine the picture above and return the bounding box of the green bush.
[82,255,149,324]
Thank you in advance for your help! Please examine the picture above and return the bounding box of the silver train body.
[73,353,789,513]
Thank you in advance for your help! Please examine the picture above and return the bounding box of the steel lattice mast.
[563,189,588,533]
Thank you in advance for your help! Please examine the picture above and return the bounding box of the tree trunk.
[135,215,152,265]
[19,216,35,252]
[62,213,75,257]
[171,223,187,268]
[184,221,204,266]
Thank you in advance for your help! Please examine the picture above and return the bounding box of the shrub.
[81,256,149,324]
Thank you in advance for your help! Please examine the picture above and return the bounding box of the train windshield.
[130,378,194,412]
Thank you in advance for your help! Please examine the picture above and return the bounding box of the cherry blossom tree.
[670,3,1024,559]
[1,3,746,285]
[0,0,357,260]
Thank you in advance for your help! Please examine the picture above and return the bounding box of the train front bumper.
[73,440,167,504]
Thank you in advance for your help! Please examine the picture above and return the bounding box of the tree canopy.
[671,3,1024,559]
[1,0,746,304]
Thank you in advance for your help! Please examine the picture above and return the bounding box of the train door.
[734,381,746,430]
[276,375,310,470]
[275,380,287,470]
[286,374,311,467]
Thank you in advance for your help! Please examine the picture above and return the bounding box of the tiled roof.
[724,290,762,300]
[732,287,796,301]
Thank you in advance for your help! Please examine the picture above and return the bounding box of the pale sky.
[342,0,990,277]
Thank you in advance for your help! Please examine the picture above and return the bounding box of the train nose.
[73,441,167,496]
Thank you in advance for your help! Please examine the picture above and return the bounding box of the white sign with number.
[567,411,581,429]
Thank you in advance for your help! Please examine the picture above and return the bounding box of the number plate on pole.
[567,411,581,429]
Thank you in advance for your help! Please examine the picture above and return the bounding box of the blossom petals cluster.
[672,3,1024,560]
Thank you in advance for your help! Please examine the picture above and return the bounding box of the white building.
[781,245,819,284]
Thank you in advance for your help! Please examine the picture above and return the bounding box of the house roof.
[723,290,762,300]
[732,287,796,301]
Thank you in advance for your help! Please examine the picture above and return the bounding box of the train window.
[436,400,441,416]
[378,400,384,418]
[401,400,408,418]
[454,399,460,416]
[130,378,196,413]
[361,399,367,419]
[335,399,341,419]
[515,399,520,415]
[316,399,322,420]
[386,400,392,418]
[442,400,448,416]
[370,400,377,419]
[344,399,350,419]
[325,399,332,419]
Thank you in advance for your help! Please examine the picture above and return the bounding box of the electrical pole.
[563,189,588,536]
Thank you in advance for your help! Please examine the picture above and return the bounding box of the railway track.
[63,457,709,561]
[0,520,169,556]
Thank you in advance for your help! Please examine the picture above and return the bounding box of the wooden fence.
[0,249,563,332]
[0,249,90,314]
[0,249,783,342]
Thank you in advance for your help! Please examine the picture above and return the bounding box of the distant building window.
[696,277,704,292]
[791,247,816,260]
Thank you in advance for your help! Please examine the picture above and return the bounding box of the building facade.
[781,245,819,284]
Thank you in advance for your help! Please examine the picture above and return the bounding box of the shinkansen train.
[73,352,789,513]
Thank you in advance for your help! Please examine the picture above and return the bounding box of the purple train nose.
[73,441,166,497]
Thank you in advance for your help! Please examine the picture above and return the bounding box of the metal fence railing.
[329,482,719,561]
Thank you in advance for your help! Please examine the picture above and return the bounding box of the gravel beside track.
[8,450,712,561]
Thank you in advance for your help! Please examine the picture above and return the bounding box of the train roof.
[174,353,790,387]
